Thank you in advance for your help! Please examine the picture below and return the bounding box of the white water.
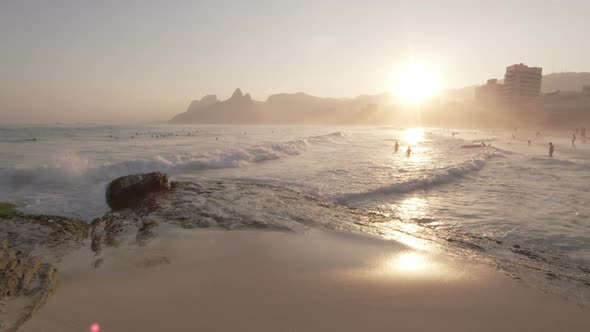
[1,124,589,268]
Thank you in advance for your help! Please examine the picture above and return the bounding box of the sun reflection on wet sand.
[361,250,457,280]
[390,252,429,272]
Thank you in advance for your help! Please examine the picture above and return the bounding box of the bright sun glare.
[393,63,441,105]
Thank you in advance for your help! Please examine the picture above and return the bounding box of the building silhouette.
[475,79,502,108]
[501,63,542,105]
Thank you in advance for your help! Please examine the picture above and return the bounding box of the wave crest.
[0,132,345,187]
[332,152,499,203]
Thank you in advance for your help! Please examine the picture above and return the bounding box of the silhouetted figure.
[528,140,531,146]
[216,137,218,141]
[572,134,576,147]
[394,141,399,153]
[481,141,486,147]
[549,142,554,157]
[406,146,412,157]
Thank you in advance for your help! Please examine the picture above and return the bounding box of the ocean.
[1,124,589,303]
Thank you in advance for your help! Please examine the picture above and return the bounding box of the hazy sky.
[1,0,589,123]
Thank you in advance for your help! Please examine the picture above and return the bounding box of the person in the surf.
[406,146,412,157]
[571,134,576,147]
[549,142,554,157]
[481,141,486,147]
[528,140,531,146]
[394,141,399,153]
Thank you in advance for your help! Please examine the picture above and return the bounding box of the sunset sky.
[1,0,589,123]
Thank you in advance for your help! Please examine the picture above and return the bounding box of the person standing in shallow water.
[406,146,412,157]
[571,134,576,147]
[394,141,399,153]
[549,142,554,157]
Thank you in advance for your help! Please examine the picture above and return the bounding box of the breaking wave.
[0,132,344,187]
[332,152,499,204]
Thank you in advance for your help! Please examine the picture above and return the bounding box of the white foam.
[0,138,316,188]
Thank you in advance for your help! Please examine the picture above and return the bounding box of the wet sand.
[19,230,590,332]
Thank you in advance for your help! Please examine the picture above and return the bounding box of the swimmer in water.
[406,146,412,157]
[394,141,399,153]
[549,142,554,157]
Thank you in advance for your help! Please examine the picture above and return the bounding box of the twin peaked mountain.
[169,88,393,124]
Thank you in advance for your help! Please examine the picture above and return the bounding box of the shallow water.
[1,124,589,301]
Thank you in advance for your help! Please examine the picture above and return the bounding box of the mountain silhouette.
[170,89,264,124]
[542,72,590,92]
[170,88,398,124]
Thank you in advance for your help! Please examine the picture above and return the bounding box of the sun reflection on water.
[400,128,431,166]
[404,128,424,145]
[378,196,435,251]
[397,196,430,221]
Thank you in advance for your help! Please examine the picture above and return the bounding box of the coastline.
[18,229,590,332]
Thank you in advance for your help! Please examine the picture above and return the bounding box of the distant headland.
[170,72,590,127]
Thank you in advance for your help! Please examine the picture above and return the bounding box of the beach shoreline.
[18,229,590,332]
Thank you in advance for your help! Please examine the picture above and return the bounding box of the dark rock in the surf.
[106,172,171,210]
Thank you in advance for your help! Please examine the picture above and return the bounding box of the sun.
[393,63,441,105]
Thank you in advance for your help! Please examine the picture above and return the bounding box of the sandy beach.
[18,229,590,332]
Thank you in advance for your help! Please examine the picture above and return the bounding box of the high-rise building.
[475,79,502,108]
[502,63,542,105]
